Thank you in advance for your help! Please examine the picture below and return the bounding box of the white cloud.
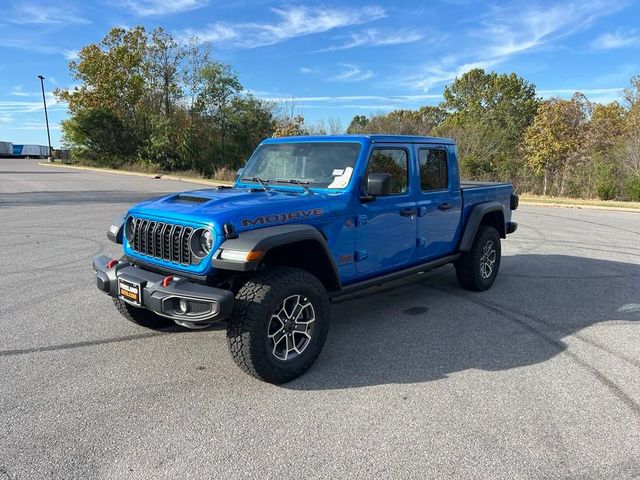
[300,67,318,74]
[407,59,499,92]
[12,122,62,131]
[592,30,640,49]
[475,1,621,58]
[117,0,207,16]
[63,49,79,61]
[329,64,375,82]
[179,5,386,49]
[537,87,624,96]
[255,93,443,112]
[10,3,90,25]
[10,86,35,98]
[303,104,400,110]
[538,87,625,104]
[0,37,58,54]
[406,0,625,92]
[322,28,425,51]
[257,94,442,103]
[0,96,62,114]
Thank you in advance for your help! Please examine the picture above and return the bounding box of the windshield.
[241,142,362,189]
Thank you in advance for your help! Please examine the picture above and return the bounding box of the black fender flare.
[458,202,505,252]
[212,224,340,284]
[107,213,126,244]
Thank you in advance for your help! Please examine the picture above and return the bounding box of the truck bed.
[460,181,513,225]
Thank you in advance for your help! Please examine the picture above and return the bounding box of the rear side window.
[366,149,408,195]
[419,149,448,191]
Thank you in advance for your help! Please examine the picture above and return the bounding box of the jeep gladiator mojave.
[94,135,518,384]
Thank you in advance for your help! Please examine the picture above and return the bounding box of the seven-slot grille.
[129,217,195,265]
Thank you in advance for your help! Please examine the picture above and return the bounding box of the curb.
[519,200,639,213]
[38,162,233,187]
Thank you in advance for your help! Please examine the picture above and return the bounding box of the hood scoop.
[173,194,210,204]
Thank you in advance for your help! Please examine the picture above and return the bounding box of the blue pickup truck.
[94,135,518,383]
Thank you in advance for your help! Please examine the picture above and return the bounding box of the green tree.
[440,68,539,179]
[622,76,640,178]
[346,115,369,133]
[146,27,185,116]
[273,115,307,137]
[55,26,273,173]
[61,107,135,165]
[346,106,447,136]
[56,27,148,123]
[522,94,589,196]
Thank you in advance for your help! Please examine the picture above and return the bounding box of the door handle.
[399,208,417,217]
[438,203,453,211]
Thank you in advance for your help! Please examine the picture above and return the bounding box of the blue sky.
[1,0,639,147]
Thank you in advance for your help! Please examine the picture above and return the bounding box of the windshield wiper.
[242,177,270,192]
[276,179,313,195]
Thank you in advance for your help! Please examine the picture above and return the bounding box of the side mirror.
[366,172,392,196]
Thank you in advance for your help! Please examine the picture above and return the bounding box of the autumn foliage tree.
[522,94,589,196]
[55,26,275,175]
[346,69,640,200]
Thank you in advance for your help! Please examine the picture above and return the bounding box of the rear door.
[415,145,462,259]
[355,145,417,274]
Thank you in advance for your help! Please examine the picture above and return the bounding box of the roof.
[262,134,455,145]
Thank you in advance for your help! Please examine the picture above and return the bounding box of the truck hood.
[128,187,340,231]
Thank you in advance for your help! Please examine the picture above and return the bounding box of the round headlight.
[191,228,214,259]
[125,217,136,243]
[201,229,213,254]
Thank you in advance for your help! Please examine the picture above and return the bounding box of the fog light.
[178,299,190,314]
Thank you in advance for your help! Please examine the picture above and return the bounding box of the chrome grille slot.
[128,217,197,266]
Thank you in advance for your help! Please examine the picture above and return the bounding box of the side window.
[419,149,448,191]
[366,149,408,195]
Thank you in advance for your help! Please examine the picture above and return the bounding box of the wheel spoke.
[283,295,299,318]
[274,308,287,322]
[292,333,303,354]
[293,300,313,323]
[285,334,295,360]
[290,297,311,322]
[268,325,284,340]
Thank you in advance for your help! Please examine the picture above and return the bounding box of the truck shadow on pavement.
[286,254,640,391]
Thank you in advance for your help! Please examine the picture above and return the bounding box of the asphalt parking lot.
[1,158,639,480]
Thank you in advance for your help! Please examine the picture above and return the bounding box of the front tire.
[112,297,173,329]
[226,267,330,384]
[455,225,501,291]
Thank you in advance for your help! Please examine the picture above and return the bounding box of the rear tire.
[455,225,501,291]
[226,267,330,384]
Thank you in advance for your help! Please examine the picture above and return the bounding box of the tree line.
[57,27,640,200]
[56,27,276,178]
[347,70,640,201]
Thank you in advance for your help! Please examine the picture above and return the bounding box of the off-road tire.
[227,267,330,384]
[455,225,501,291]
[112,297,173,329]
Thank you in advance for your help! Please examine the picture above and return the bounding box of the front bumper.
[93,255,234,323]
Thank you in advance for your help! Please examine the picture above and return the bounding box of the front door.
[355,146,417,274]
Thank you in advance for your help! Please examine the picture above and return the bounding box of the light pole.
[38,75,53,161]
